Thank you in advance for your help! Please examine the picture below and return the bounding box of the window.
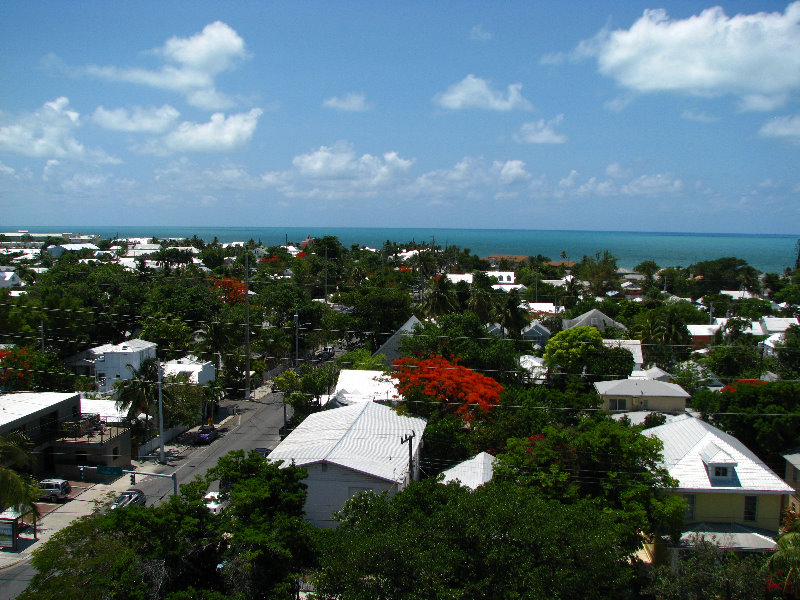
[608,398,626,411]
[714,466,728,478]
[321,463,327,473]
[683,494,696,521]
[744,496,758,522]
[113,446,119,460]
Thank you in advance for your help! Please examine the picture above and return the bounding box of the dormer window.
[700,442,738,483]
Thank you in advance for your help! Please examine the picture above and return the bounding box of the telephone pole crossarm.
[400,432,416,485]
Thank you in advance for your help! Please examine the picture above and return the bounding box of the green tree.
[21,451,314,600]
[544,327,603,375]
[493,417,684,543]
[493,289,529,339]
[398,312,521,384]
[417,275,457,319]
[646,540,768,600]
[313,479,637,600]
[115,358,170,443]
[0,432,38,516]
[140,312,193,361]
[692,381,800,471]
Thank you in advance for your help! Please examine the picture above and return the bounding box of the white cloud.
[434,74,533,111]
[323,93,371,112]
[92,105,180,133]
[262,141,414,199]
[0,97,117,163]
[470,24,493,41]
[0,161,15,176]
[493,160,530,184]
[759,114,800,144]
[514,114,567,144]
[620,173,683,196]
[86,21,247,110]
[413,156,531,201]
[559,170,579,189]
[581,3,800,109]
[543,168,683,200]
[141,108,262,155]
[606,163,632,179]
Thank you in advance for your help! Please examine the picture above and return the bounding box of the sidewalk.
[0,475,133,570]
[0,386,276,571]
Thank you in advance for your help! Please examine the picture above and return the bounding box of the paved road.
[0,389,287,600]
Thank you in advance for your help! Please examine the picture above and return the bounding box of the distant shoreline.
[4,225,797,273]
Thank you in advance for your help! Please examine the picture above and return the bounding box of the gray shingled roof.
[594,379,690,398]
[373,315,421,365]
[562,309,627,332]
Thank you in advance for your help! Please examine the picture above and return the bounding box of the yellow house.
[594,379,690,413]
[783,448,800,516]
[644,414,793,552]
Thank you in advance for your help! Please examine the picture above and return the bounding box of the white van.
[38,479,71,502]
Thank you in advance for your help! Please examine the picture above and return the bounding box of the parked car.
[318,346,334,360]
[38,479,71,503]
[204,491,226,515]
[196,425,218,444]
[110,488,146,510]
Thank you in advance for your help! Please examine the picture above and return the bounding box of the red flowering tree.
[0,347,74,392]
[210,277,246,304]
[391,356,503,422]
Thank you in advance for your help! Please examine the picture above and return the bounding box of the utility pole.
[157,361,165,464]
[244,253,251,401]
[324,246,328,304]
[294,309,299,367]
[401,432,416,485]
[39,320,45,351]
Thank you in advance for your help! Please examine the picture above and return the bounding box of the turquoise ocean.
[7,225,798,274]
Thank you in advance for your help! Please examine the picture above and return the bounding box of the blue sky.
[1,1,798,233]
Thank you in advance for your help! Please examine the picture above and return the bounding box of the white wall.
[302,462,399,528]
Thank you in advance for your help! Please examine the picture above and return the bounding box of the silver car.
[110,488,147,510]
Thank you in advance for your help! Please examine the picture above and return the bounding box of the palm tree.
[494,289,529,339]
[418,276,457,319]
[195,318,233,374]
[0,432,39,520]
[764,519,800,595]
[115,358,163,442]
[467,272,498,324]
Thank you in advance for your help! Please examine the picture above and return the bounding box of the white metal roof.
[88,338,157,355]
[0,392,80,430]
[761,317,799,335]
[643,414,793,494]
[324,370,398,407]
[440,452,496,489]
[594,379,689,398]
[79,397,128,422]
[687,324,720,337]
[268,402,426,483]
[602,339,644,365]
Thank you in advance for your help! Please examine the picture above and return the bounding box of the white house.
[86,339,158,394]
[268,402,426,528]
[162,355,215,385]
